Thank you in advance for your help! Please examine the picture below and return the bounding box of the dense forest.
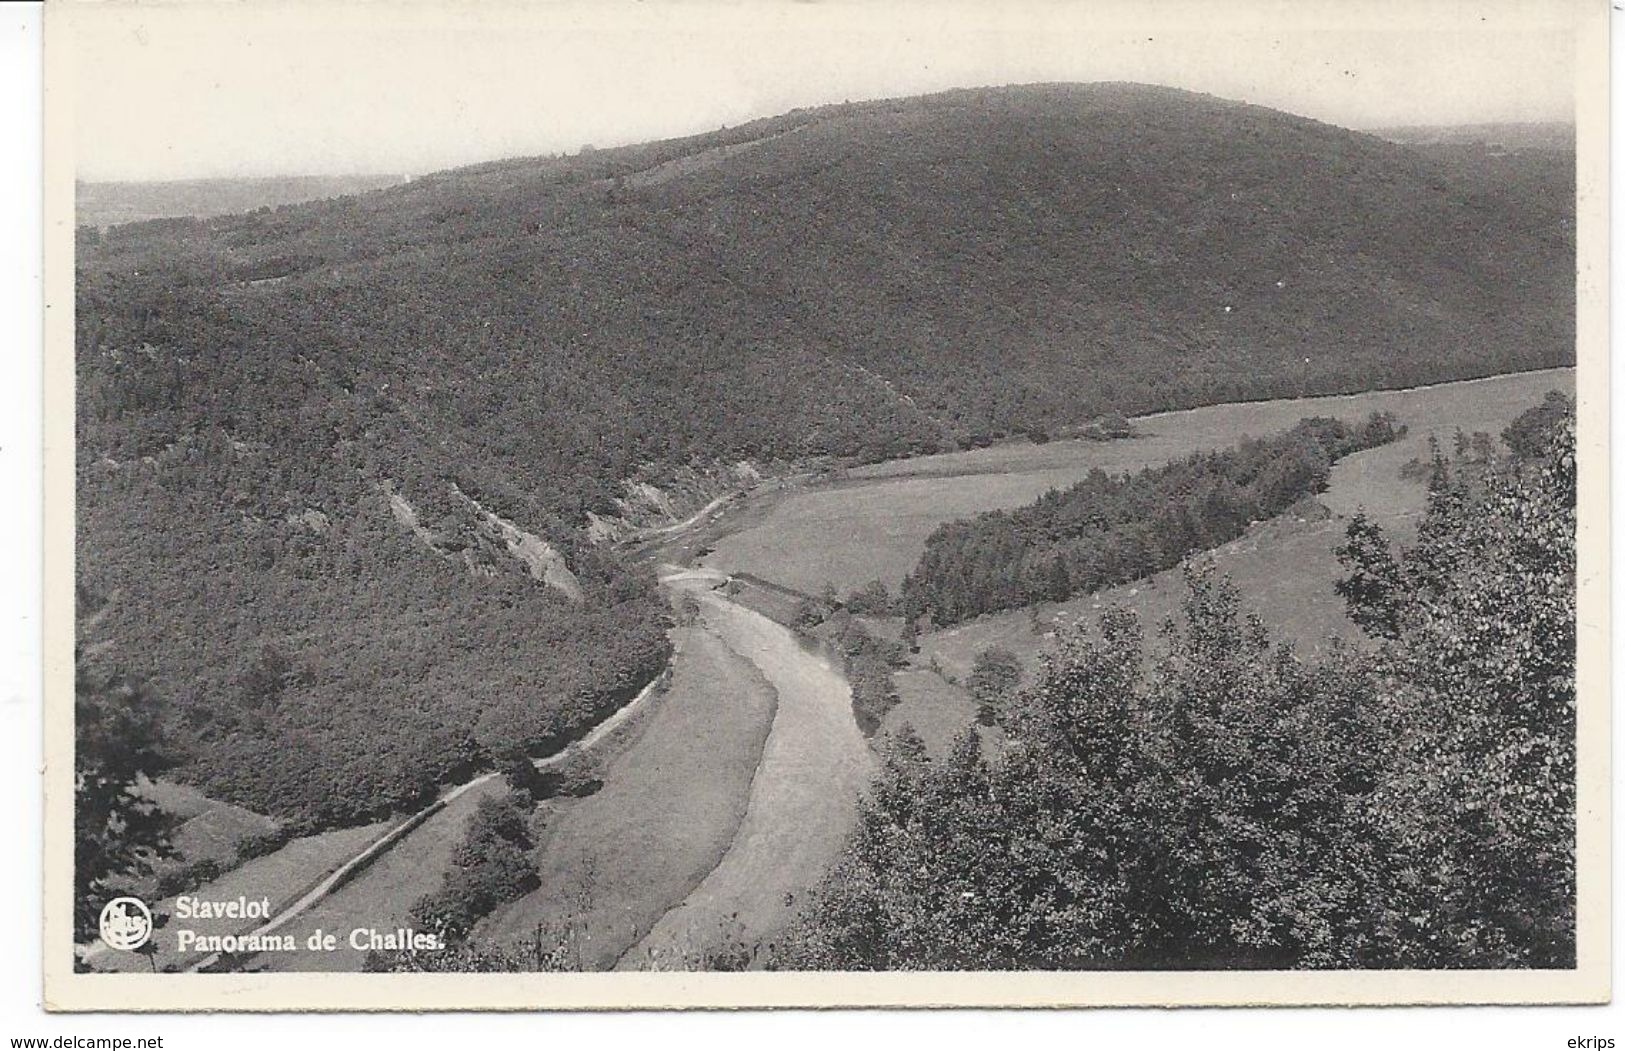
[783,395,1575,970]
[80,84,1573,486]
[77,435,669,829]
[903,413,1403,625]
[76,84,1572,838]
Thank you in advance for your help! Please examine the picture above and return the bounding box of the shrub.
[966,646,1021,726]
[408,790,540,943]
[233,826,296,862]
[843,580,894,617]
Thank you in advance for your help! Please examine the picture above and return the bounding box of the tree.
[792,598,825,630]
[1334,512,1403,638]
[74,652,175,945]
[497,752,547,801]
[409,789,540,943]
[1340,407,1576,967]
[844,579,894,616]
[236,644,293,710]
[1502,390,1574,459]
[900,615,920,654]
[966,646,1021,726]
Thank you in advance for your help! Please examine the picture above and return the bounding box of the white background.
[2,3,1618,1047]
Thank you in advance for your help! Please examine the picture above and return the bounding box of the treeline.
[783,396,1575,970]
[903,413,1404,625]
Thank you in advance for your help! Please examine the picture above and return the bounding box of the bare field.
[702,368,1574,596]
[479,608,779,970]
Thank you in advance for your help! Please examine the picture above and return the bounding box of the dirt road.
[171,669,672,973]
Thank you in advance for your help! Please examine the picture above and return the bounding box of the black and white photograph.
[39,0,1608,1012]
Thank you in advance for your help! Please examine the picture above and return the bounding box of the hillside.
[75,83,1575,831]
[80,84,1574,482]
[77,174,410,229]
[1373,121,1575,150]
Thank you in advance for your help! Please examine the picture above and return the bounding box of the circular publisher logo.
[99,897,153,952]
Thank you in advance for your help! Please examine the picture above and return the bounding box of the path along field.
[84,818,392,973]
[255,776,513,972]
[701,368,1575,597]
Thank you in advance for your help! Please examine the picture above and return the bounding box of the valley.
[79,365,1576,973]
[483,367,1577,964]
[70,82,1577,975]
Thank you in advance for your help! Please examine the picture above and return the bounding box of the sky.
[60,0,1583,182]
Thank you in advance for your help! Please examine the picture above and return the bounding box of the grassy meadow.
[92,818,393,973]
[139,779,278,871]
[479,610,779,970]
[701,368,1574,597]
[864,368,1575,753]
[879,669,982,761]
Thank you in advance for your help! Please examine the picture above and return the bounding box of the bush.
[154,856,225,899]
[496,754,548,802]
[233,826,296,862]
[535,751,602,800]
[1092,411,1136,439]
[843,580,894,617]
[1502,390,1574,458]
[829,622,903,737]
[409,790,540,943]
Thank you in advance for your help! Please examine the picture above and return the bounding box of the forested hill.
[75,84,1573,827]
[80,82,1574,521]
